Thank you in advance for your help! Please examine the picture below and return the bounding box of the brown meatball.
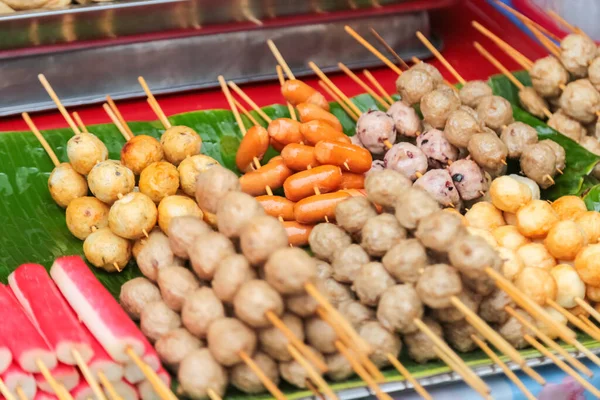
[319,279,355,307]
[529,56,569,97]
[520,143,557,189]
[382,239,428,283]
[332,244,370,283]
[355,110,397,155]
[518,87,550,120]
[360,214,407,257]
[335,196,378,235]
[443,320,483,353]
[403,317,442,364]
[140,300,182,343]
[119,277,161,321]
[207,318,257,366]
[316,260,333,280]
[386,101,422,137]
[448,159,487,201]
[216,191,265,238]
[459,80,493,109]
[540,139,565,171]
[384,143,428,181]
[431,289,481,323]
[230,352,279,394]
[589,56,600,91]
[559,79,600,124]
[189,232,235,280]
[259,313,304,362]
[415,264,462,309]
[155,328,202,372]
[234,280,284,328]
[353,262,395,306]
[305,317,337,354]
[178,349,228,399]
[444,108,482,148]
[420,87,461,129]
[279,346,326,388]
[417,128,459,168]
[264,247,317,295]
[365,169,412,209]
[358,321,402,368]
[195,165,240,214]
[448,234,502,281]
[377,284,423,334]
[500,122,539,159]
[182,287,225,338]
[338,300,375,329]
[396,68,435,105]
[413,169,462,208]
[395,187,441,229]
[167,216,212,259]
[467,131,509,177]
[137,230,184,282]
[560,33,597,78]
[479,289,515,325]
[548,110,585,142]
[157,266,200,311]
[498,308,535,349]
[308,223,352,262]
[416,210,466,253]
[240,215,289,266]
[212,255,257,303]
[326,352,354,381]
[476,95,514,132]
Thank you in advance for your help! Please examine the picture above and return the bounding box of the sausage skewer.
[276,65,298,121]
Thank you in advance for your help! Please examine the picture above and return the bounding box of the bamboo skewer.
[431,347,491,399]
[574,297,600,324]
[546,9,588,38]
[318,81,359,122]
[218,76,248,135]
[103,104,132,141]
[287,345,338,400]
[23,113,61,167]
[546,299,600,342]
[523,20,561,58]
[581,316,600,337]
[344,26,403,75]
[72,112,89,133]
[308,62,362,119]
[37,359,73,400]
[0,378,16,400]
[362,70,394,105]
[266,40,295,80]
[238,351,287,400]
[275,65,298,121]
[106,96,134,138]
[138,77,172,129]
[15,386,27,400]
[385,355,431,400]
[305,379,325,400]
[98,371,123,400]
[228,82,273,123]
[72,348,108,400]
[126,348,176,400]
[493,1,561,42]
[471,21,534,69]
[38,74,81,135]
[415,31,466,84]
[337,63,391,108]
[233,98,261,127]
[206,389,223,400]
[370,27,410,70]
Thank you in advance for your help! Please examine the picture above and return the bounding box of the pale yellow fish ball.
[550,264,586,308]
[66,196,109,240]
[575,211,600,244]
[443,208,469,226]
[464,202,506,231]
[551,195,587,221]
[109,192,158,239]
[489,176,532,213]
[514,267,557,306]
[544,220,588,261]
[67,132,108,175]
[586,285,600,302]
[87,160,135,205]
[157,195,203,234]
[536,306,568,340]
[466,227,498,248]
[178,155,219,197]
[492,225,530,251]
[503,211,517,226]
[139,161,180,204]
[120,135,164,175]
[516,243,556,270]
[83,227,131,272]
[161,126,202,165]
[48,163,88,208]
[497,247,524,281]
[516,200,559,239]
[132,237,147,259]
[575,244,600,286]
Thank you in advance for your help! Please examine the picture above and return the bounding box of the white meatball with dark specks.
[448,159,487,201]
[356,110,396,155]
[417,128,459,168]
[386,101,422,137]
[384,143,428,181]
[413,169,461,208]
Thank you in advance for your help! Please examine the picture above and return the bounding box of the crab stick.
[85,326,123,383]
[123,350,160,384]
[0,341,11,376]
[0,285,57,373]
[2,362,37,399]
[49,256,146,363]
[9,264,94,365]
[35,363,79,393]
[35,391,58,400]
[71,381,92,400]
[111,381,140,400]
[137,368,170,400]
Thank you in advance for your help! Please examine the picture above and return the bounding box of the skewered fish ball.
[305,317,337,354]
[589,57,600,91]
[476,96,514,133]
[182,287,225,338]
[240,215,288,266]
[497,247,524,281]
[575,211,600,243]
[489,176,532,213]
[195,165,240,214]
[516,243,555,270]
[119,277,161,320]
[358,321,401,368]
[140,300,182,343]
[265,247,317,295]
[178,154,219,197]
[365,169,412,209]
[213,255,257,303]
[529,56,569,97]
[231,352,279,394]
[448,159,487,201]
[547,111,585,142]
[479,289,515,325]
[335,195,377,235]
[353,262,395,306]
[396,68,435,105]
[459,80,493,108]
[500,122,538,159]
[412,62,444,86]
[414,169,461,208]
[559,79,600,124]
[83,227,131,271]
[157,195,203,234]
[377,284,423,334]
[384,143,428,181]
[518,87,550,120]
[189,231,235,280]
[420,87,460,129]
[139,161,179,204]
[415,264,462,309]
[520,143,557,189]
[551,264,586,309]
[157,266,200,311]
[444,320,483,353]
[309,223,352,262]
[279,346,326,389]
[65,196,109,240]
[431,289,481,324]
[87,160,135,204]
[416,210,466,253]
[467,130,508,177]
[337,300,374,329]
[207,318,257,366]
[508,175,540,201]
[168,216,211,258]
[217,191,265,238]
[160,126,202,165]
[499,308,535,349]
[449,234,502,294]
[120,135,164,175]
[137,229,184,281]
[514,267,557,306]
[155,328,202,372]
[574,244,600,286]
[386,101,422,137]
[382,239,428,283]
[48,163,88,208]
[178,349,228,400]
[233,280,284,328]
[331,244,370,283]
[395,186,441,229]
[544,220,588,261]
[403,317,442,363]
[417,128,459,168]
[536,306,568,340]
[515,199,559,239]
[259,313,304,362]
[560,33,597,78]
[326,353,354,381]
[444,108,481,148]
[108,192,157,239]
[66,132,108,175]
[540,139,565,172]
[360,214,406,257]
[355,110,396,155]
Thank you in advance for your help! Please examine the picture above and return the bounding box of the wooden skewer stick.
[103,104,132,142]
[546,299,600,342]
[337,63,391,108]
[126,348,177,400]
[308,62,362,119]
[72,112,89,133]
[431,347,491,399]
[318,81,358,122]
[98,371,123,400]
[505,306,593,377]
[344,26,403,75]
[471,21,533,69]
[546,9,588,38]
[207,388,223,400]
[525,335,600,397]
[218,76,248,136]
[15,386,27,400]
[266,40,295,80]
[574,297,600,324]
[37,359,73,400]
[106,96,134,139]
[523,20,561,58]
[0,378,16,400]
[22,113,61,167]
[228,82,273,124]
[411,57,459,93]
[287,345,338,400]
[386,355,432,400]
[369,27,410,70]
[415,31,466,84]
[471,335,535,400]
[238,351,287,400]
[362,70,394,105]
[493,1,561,42]
[72,348,108,400]
[233,98,261,127]
[581,315,600,337]
[275,65,298,121]
[138,77,172,129]
[305,379,325,400]
[38,74,81,135]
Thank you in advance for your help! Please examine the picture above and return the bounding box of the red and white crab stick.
[123,341,160,384]
[2,362,37,399]
[0,340,11,376]
[138,368,170,400]
[34,363,79,393]
[84,326,124,383]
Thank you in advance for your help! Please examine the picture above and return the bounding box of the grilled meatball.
[305,317,337,354]
[279,346,325,388]
[309,223,352,262]
[449,233,502,281]
[386,101,422,137]
[168,216,212,259]
[365,169,412,209]
[416,264,462,309]
[140,300,182,343]
[500,122,539,159]
[326,353,354,381]
[382,239,428,283]
[259,313,304,362]
[467,131,509,177]
[212,255,257,303]
[240,215,289,266]
[459,80,493,109]
[589,57,600,91]
[479,289,515,325]
[356,110,396,155]
[264,247,317,295]
[119,277,161,321]
[416,210,466,253]
[234,280,284,328]
[354,262,395,306]
[395,186,441,229]
[231,352,279,394]
[529,56,569,97]
[207,318,257,366]
[412,62,444,86]
[413,169,461,208]
[189,231,235,280]
[444,108,481,148]
[431,289,481,323]
[547,110,585,142]
[518,87,550,120]
[155,328,202,372]
[476,96,514,133]
[358,321,402,368]
[216,192,265,238]
[520,143,557,189]
[335,196,377,235]
[195,165,240,214]
[559,79,600,124]
[384,143,428,181]
[338,300,375,329]
[403,317,442,363]
[448,159,487,201]
[420,88,461,129]
[396,68,435,105]
[417,128,459,168]
[560,33,597,78]
[178,349,228,399]
[443,320,482,353]
[540,139,566,172]
[361,214,407,257]
[137,230,184,282]
[498,308,535,349]
[377,284,423,334]
[332,244,370,283]
[157,266,200,312]
[182,287,225,338]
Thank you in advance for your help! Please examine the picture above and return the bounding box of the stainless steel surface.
[0,11,435,116]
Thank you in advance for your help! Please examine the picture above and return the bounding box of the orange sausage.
[281,144,320,171]
[239,158,293,196]
[256,195,295,221]
[283,165,343,202]
[314,140,373,174]
[268,155,283,164]
[267,118,304,145]
[283,221,315,247]
[339,172,365,190]
[235,126,270,173]
[300,120,351,146]
[282,80,330,111]
[270,137,286,153]
[294,191,352,224]
[297,103,343,132]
